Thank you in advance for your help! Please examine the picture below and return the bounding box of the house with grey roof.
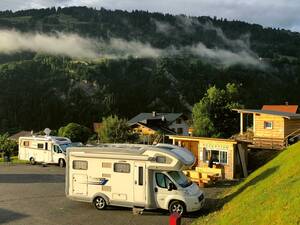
[128,111,189,136]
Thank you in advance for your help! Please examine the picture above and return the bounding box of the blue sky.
[0,0,299,32]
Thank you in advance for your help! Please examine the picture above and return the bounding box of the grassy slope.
[0,156,27,164]
[195,142,300,225]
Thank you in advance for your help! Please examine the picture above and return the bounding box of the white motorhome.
[19,136,72,167]
[66,144,205,215]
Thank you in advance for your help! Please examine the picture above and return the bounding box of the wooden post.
[253,113,256,134]
[240,112,244,135]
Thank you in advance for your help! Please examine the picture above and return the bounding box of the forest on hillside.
[0,7,300,134]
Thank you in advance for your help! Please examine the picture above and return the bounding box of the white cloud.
[0,29,264,68]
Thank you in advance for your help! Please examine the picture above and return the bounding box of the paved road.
[0,164,200,225]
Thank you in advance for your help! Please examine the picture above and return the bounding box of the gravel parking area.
[0,164,225,225]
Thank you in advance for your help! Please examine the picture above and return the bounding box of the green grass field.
[0,156,28,164]
[194,142,300,225]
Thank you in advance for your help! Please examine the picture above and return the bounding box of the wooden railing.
[284,128,300,147]
[252,137,285,150]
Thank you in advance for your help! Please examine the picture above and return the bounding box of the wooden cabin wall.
[254,114,285,139]
[284,119,300,137]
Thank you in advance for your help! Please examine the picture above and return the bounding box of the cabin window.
[177,128,183,134]
[264,121,273,129]
[205,150,228,164]
[138,167,143,185]
[155,173,173,189]
[23,141,30,147]
[114,163,130,173]
[37,143,44,149]
[73,160,88,170]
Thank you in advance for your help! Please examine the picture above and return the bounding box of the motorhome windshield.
[167,171,192,188]
[59,143,72,152]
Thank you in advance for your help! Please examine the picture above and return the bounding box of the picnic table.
[184,166,224,187]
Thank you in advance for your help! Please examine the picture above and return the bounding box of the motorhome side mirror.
[168,183,177,191]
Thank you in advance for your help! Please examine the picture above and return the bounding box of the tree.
[98,115,137,143]
[58,123,91,143]
[192,83,243,138]
[0,133,18,157]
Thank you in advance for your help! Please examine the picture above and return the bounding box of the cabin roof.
[167,135,237,143]
[128,112,183,125]
[262,105,298,113]
[233,109,300,119]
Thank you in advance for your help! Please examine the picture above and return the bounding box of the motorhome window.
[54,145,62,153]
[138,167,143,185]
[73,160,88,170]
[37,143,44,149]
[23,141,30,147]
[45,143,48,150]
[114,163,130,173]
[155,173,173,189]
[168,171,192,188]
[156,156,166,163]
[59,143,71,152]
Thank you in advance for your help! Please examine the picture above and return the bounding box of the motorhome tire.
[169,200,186,216]
[93,196,107,210]
[30,157,36,165]
[59,159,66,168]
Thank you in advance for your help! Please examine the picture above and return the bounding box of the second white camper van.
[66,144,204,215]
[19,135,72,167]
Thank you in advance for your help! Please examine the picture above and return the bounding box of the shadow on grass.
[198,166,279,217]
[0,208,28,224]
[0,174,64,183]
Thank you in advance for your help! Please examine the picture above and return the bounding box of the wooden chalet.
[168,135,248,180]
[234,105,300,150]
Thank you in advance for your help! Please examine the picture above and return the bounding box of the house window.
[177,128,183,134]
[23,141,30,147]
[114,163,130,173]
[264,121,273,129]
[205,150,228,164]
[176,118,182,124]
[73,160,88,170]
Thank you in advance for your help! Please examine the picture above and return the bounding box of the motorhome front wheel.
[169,201,186,215]
[93,197,107,210]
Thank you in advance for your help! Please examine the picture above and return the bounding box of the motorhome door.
[153,172,174,209]
[133,162,146,204]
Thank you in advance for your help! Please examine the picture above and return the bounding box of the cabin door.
[133,162,146,205]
